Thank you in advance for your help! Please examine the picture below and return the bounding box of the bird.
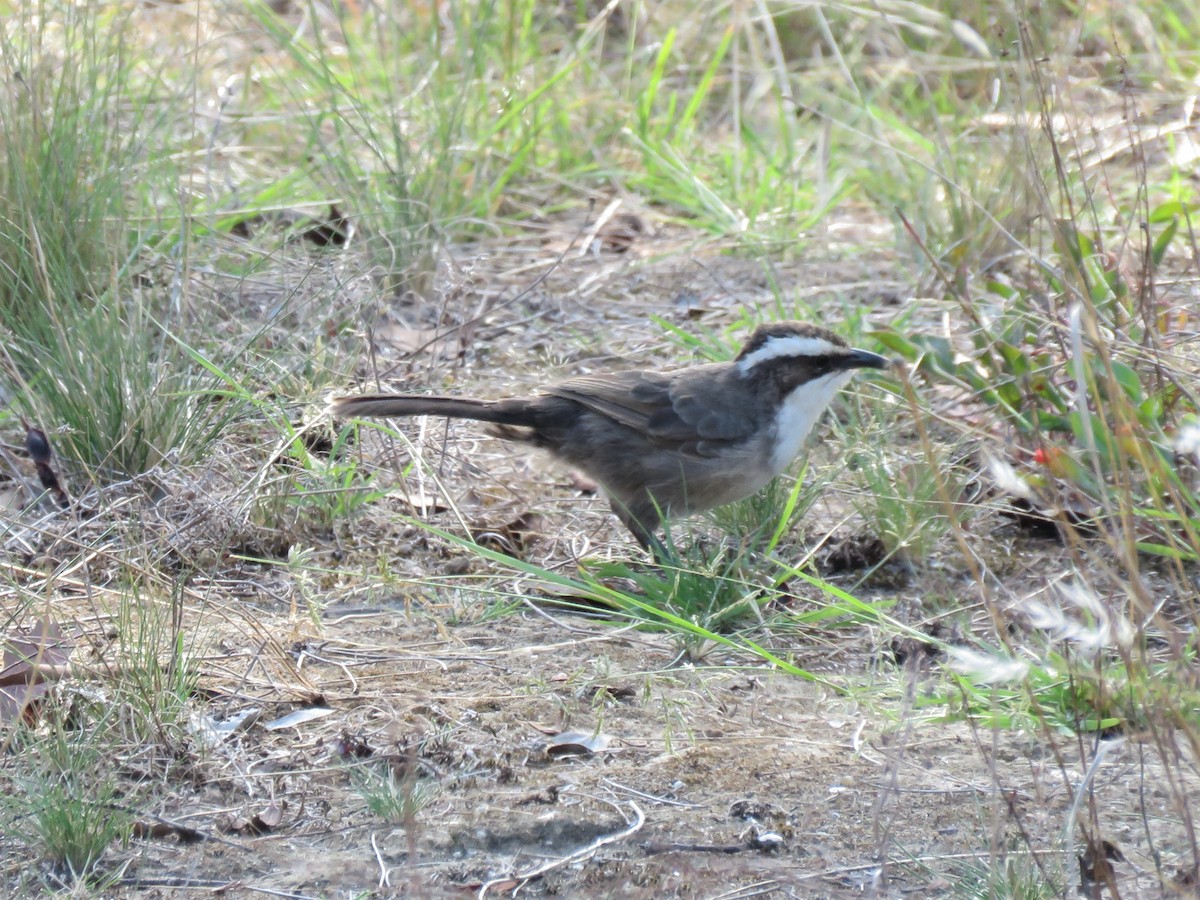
[329,322,888,555]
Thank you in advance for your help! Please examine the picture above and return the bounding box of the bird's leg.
[610,498,677,564]
[645,532,678,565]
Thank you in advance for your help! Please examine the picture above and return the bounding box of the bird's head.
[732,323,889,474]
[735,322,888,382]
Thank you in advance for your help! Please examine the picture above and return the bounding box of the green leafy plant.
[350,762,440,824]
[874,205,1198,559]
[588,551,776,658]
[254,423,389,537]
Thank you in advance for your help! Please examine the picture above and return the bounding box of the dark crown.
[735,322,848,362]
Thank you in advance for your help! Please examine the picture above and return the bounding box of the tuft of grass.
[4,307,242,477]
[253,420,388,542]
[0,8,132,327]
[248,0,594,295]
[588,548,776,660]
[706,466,825,555]
[0,717,135,885]
[0,583,204,888]
[951,850,1062,899]
[0,5,239,475]
[624,20,828,240]
[242,0,839,277]
[846,434,967,566]
[350,761,440,825]
[107,585,201,751]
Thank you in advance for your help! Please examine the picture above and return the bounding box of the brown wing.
[545,365,755,457]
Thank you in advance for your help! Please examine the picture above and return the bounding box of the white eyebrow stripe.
[737,334,841,374]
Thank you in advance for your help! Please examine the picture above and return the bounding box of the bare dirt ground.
[123,607,1200,899]
[4,223,1198,899]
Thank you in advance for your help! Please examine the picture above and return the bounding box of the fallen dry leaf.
[188,707,262,748]
[226,801,285,836]
[378,324,461,360]
[0,619,73,688]
[264,706,335,731]
[473,511,544,558]
[0,620,72,728]
[394,488,448,517]
[544,729,613,758]
[0,683,49,727]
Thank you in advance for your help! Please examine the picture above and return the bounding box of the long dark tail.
[328,393,538,428]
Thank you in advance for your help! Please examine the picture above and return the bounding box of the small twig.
[120,806,249,852]
[371,832,391,889]
[118,878,318,900]
[519,597,610,635]
[385,202,597,369]
[477,801,645,898]
[641,840,746,855]
[707,880,780,900]
[600,777,703,809]
[295,648,359,693]
[575,197,622,258]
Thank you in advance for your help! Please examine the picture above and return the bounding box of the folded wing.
[545,366,755,457]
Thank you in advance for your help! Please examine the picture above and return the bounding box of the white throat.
[767,371,856,475]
